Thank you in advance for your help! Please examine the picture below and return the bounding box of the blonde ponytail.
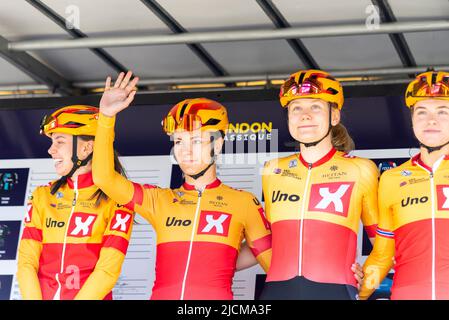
[331,123,355,152]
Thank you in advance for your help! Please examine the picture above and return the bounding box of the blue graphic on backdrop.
[0,168,29,206]
[0,172,18,191]
[378,161,397,175]
[0,220,21,260]
[0,275,13,300]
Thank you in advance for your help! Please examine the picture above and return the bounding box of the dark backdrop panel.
[0,95,417,159]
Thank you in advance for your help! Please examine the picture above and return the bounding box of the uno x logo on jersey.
[25,203,32,223]
[197,211,232,237]
[67,212,97,237]
[308,182,355,216]
[436,185,449,211]
[110,210,133,233]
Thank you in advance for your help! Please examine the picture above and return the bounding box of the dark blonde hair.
[329,103,355,152]
[331,122,355,152]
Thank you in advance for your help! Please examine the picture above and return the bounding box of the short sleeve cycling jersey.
[262,147,379,287]
[360,153,449,300]
[17,172,134,300]
[93,113,272,300]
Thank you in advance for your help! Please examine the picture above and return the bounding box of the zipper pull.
[72,178,78,206]
[308,163,313,170]
[430,172,434,179]
[197,185,205,198]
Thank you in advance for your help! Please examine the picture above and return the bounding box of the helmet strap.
[419,141,449,154]
[50,136,93,195]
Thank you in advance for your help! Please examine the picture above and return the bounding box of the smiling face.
[47,133,74,176]
[412,99,449,148]
[47,133,93,176]
[173,129,223,176]
[287,98,340,144]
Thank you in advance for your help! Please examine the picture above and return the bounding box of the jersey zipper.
[180,188,204,300]
[299,163,312,276]
[430,171,436,300]
[54,178,78,300]
[417,158,443,300]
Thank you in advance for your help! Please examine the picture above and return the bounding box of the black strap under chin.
[419,140,449,154]
[50,136,93,195]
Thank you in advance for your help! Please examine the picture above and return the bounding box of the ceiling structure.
[0,0,448,98]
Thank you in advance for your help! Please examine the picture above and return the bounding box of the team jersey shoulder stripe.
[21,226,43,242]
[250,234,272,257]
[364,224,378,238]
[258,207,271,230]
[124,182,144,211]
[102,235,130,255]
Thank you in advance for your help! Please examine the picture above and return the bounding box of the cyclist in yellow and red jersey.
[92,71,272,300]
[260,69,379,300]
[17,105,134,300]
[360,70,449,300]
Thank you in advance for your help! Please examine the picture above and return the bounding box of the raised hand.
[99,71,139,117]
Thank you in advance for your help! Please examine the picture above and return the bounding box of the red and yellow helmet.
[279,69,344,109]
[405,70,449,108]
[162,98,229,135]
[40,105,99,137]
